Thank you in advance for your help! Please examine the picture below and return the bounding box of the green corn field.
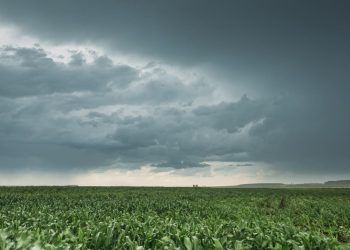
[0,187,349,249]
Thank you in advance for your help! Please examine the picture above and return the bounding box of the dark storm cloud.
[0,0,349,94]
[0,45,217,171]
[0,0,349,175]
[0,46,138,97]
[0,46,210,104]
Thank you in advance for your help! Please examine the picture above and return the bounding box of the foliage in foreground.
[0,187,349,249]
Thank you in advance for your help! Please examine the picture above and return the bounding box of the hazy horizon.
[0,0,349,186]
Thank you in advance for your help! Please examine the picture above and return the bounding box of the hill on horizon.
[217,180,350,188]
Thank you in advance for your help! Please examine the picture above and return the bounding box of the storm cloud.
[0,0,349,183]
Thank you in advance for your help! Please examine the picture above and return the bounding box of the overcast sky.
[0,0,349,186]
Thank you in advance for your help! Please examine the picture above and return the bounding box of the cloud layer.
[0,1,350,184]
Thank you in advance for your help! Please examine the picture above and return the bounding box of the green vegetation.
[0,187,349,249]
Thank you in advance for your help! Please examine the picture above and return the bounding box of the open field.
[0,187,349,249]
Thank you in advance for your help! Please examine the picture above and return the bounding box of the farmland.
[0,187,349,249]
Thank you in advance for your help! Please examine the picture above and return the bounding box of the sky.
[0,0,349,186]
